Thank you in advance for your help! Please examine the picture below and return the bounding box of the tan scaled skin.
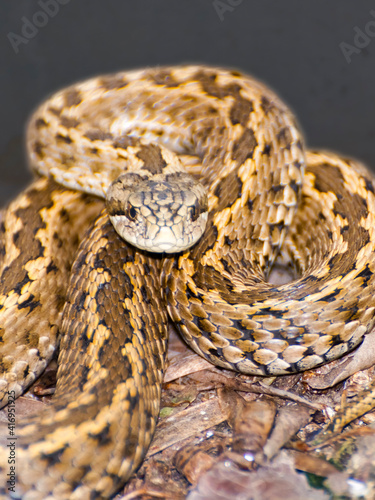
[1,66,375,498]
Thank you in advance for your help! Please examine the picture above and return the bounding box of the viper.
[1,66,375,499]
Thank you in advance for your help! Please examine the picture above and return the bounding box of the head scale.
[106,171,208,253]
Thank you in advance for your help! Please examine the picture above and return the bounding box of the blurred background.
[2,0,375,205]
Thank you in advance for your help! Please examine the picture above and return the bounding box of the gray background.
[2,1,375,206]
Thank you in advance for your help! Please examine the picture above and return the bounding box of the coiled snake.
[1,65,375,499]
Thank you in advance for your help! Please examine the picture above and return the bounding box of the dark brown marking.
[12,231,20,244]
[48,107,62,117]
[214,169,243,211]
[357,226,370,246]
[59,208,70,223]
[332,207,347,219]
[327,254,343,271]
[0,185,59,295]
[112,136,135,149]
[260,96,274,114]
[99,76,128,90]
[64,89,83,107]
[362,176,375,194]
[106,196,125,217]
[204,224,218,253]
[225,83,242,96]
[221,258,231,273]
[207,106,219,115]
[18,294,39,313]
[84,130,113,142]
[40,446,68,467]
[60,153,75,167]
[356,264,373,286]
[232,128,258,165]
[263,144,272,156]
[60,116,80,129]
[35,118,48,129]
[277,127,293,149]
[149,70,179,87]
[56,134,72,144]
[271,184,283,194]
[194,72,244,100]
[289,179,299,194]
[194,70,222,98]
[352,193,368,217]
[26,332,40,351]
[229,97,253,126]
[33,141,45,159]
[310,164,345,194]
[136,144,168,174]
[53,231,64,249]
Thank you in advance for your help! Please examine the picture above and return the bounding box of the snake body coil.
[1,66,375,499]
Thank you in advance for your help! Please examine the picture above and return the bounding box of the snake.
[1,65,375,499]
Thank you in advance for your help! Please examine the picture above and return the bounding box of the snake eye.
[126,204,137,221]
[189,205,200,222]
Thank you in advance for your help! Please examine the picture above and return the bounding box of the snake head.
[106,172,208,253]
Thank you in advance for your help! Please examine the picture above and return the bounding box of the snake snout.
[140,205,207,253]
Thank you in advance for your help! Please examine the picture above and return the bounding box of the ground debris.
[4,325,375,499]
[120,327,375,499]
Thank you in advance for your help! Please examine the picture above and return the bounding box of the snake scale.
[1,65,375,499]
